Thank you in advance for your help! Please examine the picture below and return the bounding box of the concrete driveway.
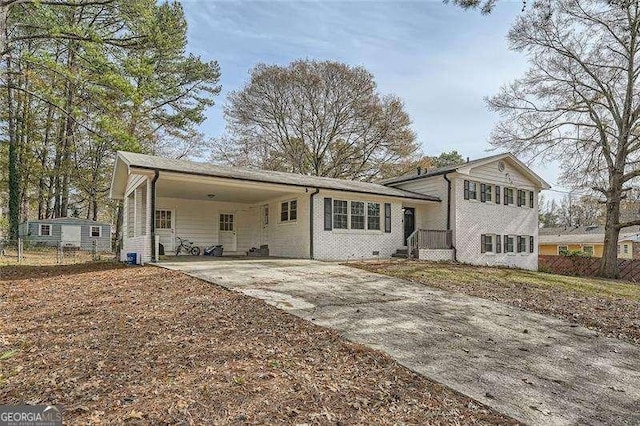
[159,258,640,425]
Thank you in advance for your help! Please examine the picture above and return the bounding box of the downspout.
[443,173,457,261]
[309,188,320,259]
[150,170,160,262]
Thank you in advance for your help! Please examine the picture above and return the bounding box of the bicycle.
[175,236,201,256]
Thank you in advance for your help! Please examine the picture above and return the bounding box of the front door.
[260,205,269,246]
[403,207,415,246]
[155,209,175,252]
[219,213,237,252]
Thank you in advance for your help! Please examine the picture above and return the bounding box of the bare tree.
[217,60,419,181]
[488,0,640,278]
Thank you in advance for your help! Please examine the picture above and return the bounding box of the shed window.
[583,245,594,256]
[155,210,172,229]
[90,226,101,237]
[350,202,365,230]
[558,245,568,255]
[39,224,51,236]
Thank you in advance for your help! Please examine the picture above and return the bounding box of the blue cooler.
[126,252,137,265]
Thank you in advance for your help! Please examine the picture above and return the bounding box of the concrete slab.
[159,259,640,425]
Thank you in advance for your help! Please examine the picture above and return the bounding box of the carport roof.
[111,151,440,202]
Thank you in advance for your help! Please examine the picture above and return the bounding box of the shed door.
[219,213,237,252]
[61,225,81,247]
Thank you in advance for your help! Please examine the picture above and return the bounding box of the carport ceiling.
[156,177,301,203]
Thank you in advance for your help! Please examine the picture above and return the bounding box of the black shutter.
[480,234,486,253]
[495,186,501,204]
[464,180,470,200]
[384,203,391,233]
[529,236,534,253]
[324,198,332,230]
[516,236,522,253]
[480,183,486,202]
[504,235,508,252]
[529,191,534,208]
[516,190,521,207]
[496,234,502,253]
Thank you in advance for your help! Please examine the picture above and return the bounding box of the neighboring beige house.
[110,151,550,270]
[539,226,640,259]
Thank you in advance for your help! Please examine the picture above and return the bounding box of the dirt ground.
[0,263,515,425]
[351,260,640,345]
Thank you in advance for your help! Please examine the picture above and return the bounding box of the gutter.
[309,188,320,259]
[150,170,160,262]
[128,165,439,202]
[443,173,457,262]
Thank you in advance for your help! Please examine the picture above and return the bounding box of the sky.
[180,0,564,196]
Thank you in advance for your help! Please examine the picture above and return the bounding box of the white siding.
[453,162,539,270]
[312,190,405,261]
[121,175,152,263]
[395,176,449,230]
[156,193,309,258]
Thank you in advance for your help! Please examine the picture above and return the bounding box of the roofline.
[385,153,552,189]
[129,164,441,202]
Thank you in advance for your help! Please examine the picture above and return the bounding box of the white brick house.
[110,151,549,270]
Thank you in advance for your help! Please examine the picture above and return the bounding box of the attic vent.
[498,160,505,172]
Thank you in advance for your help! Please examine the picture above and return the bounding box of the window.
[504,188,515,205]
[219,214,234,231]
[624,244,629,254]
[333,200,348,229]
[517,236,527,253]
[90,226,101,237]
[505,235,515,253]
[558,245,568,255]
[155,210,172,229]
[367,203,381,230]
[481,234,494,253]
[485,185,492,202]
[280,200,297,222]
[468,181,477,200]
[583,245,594,256]
[517,190,527,207]
[351,201,365,230]
[39,224,51,236]
[263,206,269,225]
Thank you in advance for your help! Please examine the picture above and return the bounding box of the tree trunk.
[599,180,623,278]
[6,53,19,240]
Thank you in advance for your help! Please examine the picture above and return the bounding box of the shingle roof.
[116,151,440,202]
[538,225,640,244]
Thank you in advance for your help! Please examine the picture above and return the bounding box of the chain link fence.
[0,238,109,266]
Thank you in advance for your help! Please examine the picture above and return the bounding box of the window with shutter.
[333,200,348,229]
[485,185,492,202]
[495,186,501,204]
[464,180,470,200]
[468,181,477,200]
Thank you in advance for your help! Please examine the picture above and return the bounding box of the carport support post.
[150,170,160,262]
[309,188,320,259]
